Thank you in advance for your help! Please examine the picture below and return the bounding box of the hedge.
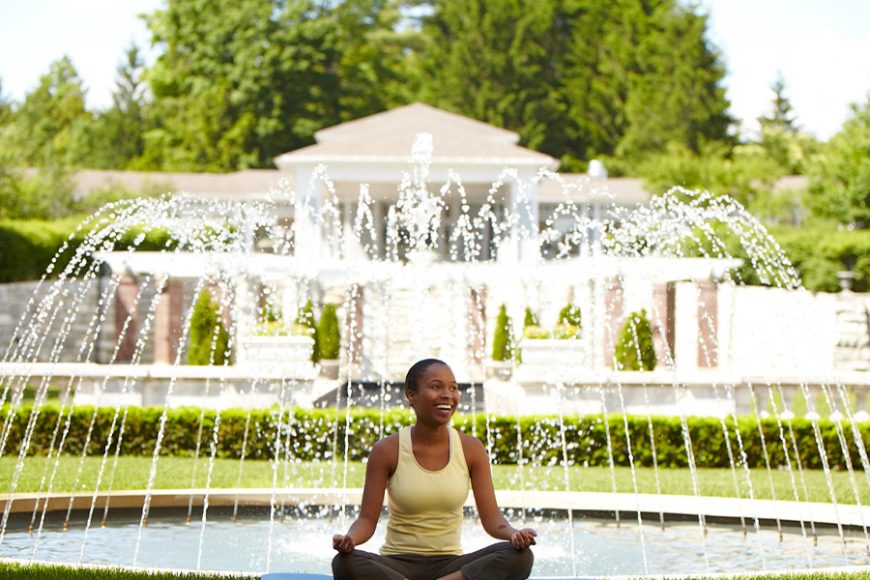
[3,405,869,470]
[0,218,175,283]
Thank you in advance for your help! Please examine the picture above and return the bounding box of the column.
[344,284,364,370]
[293,164,323,261]
[603,277,624,367]
[652,282,676,369]
[697,279,718,368]
[115,272,140,363]
[154,278,184,364]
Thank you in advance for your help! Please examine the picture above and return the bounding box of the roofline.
[274,154,558,169]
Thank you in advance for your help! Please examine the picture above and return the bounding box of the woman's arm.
[462,434,537,550]
[332,436,396,553]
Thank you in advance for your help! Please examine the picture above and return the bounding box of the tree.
[85,44,149,169]
[295,299,321,362]
[615,0,733,161]
[491,304,515,362]
[0,56,92,168]
[317,303,341,360]
[523,307,539,329]
[558,304,582,336]
[140,0,413,171]
[613,309,656,371]
[758,73,798,133]
[187,290,231,366]
[806,96,870,228]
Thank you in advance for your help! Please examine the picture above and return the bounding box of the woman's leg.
[332,550,427,580]
[431,542,533,580]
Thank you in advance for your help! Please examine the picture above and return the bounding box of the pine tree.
[523,307,539,329]
[758,73,798,132]
[613,309,656,371]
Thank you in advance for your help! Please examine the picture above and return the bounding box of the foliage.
[0,218,175,283]
[252,321,313,337]
[522,324,578,340]
[639,142,784,207]
[770,223,870,292]
[806,95,870,228]
[0,561,251,580]
[613,309,656,371]
[317,303,341,360]
[6,403,870,472]
[138,0,412,171]
[295,299,321,362]
[558,304,583,333]
[186,290,231,366]
[491,304,515,362]
[419,0,731,165]
[523,307,539,328]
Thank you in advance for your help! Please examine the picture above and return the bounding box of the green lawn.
[1,561,868,580]
[2,456,869,505]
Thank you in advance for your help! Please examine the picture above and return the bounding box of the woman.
[332,358,536,580]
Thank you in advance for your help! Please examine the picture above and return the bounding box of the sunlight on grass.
[2,456,868,505]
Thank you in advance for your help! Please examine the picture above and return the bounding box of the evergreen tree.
[491,304,515,362]
[807,96,870,228]
[317,303,341,360]
[295,299,321,362]
[85,44,148,169]
[613,309,656,371]
[187,290,231,366]
[558,304,582,337]
[758,73,798,133]
[523,307,539,329]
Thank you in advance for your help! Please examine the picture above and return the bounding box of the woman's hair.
[404,358,448,392]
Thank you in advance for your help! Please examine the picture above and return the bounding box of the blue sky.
[1,0,869,141]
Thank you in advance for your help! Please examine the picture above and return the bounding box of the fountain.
[1,136,870,577]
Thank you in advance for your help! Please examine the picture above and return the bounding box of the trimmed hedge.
[0,218,177,283]
[4,405,869,470]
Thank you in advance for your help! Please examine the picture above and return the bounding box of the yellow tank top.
[380,426,470,556]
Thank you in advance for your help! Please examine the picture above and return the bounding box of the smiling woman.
[330,359,536,580]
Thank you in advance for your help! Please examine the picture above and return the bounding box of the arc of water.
[820,382,870,555]
[797,381,848,558]
[746,382,785,541]
[132,276,209,566]
[766,384,815,566]
[555,382,577,578]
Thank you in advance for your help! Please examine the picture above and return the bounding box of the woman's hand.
[332,533,356,553]
[510,528,537,550]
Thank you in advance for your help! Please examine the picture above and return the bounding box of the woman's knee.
[498,543,533,579]
[332,551,358,579]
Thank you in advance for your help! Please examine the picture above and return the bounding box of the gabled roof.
[275,103,557,168]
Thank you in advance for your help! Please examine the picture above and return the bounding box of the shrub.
[5,404,870,471]
[558,304,583,332]
[317,303,340,360]
[295,299,320,362]
[523,307,539,328]
[186,290,230,366]
[491,304,515,361]
[614,309,656,370]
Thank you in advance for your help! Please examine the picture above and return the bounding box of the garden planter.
[236,335,314,368]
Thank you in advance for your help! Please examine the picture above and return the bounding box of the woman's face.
[407,363,460,424]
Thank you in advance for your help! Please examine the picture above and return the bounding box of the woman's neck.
[411,422,449,445]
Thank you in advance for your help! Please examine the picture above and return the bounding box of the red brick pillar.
[115,273,140,362]
[154,278,184,364]
[344,284,364,366]
[652,282,676,369]
[697,280,718,368]
[468,286,487,368]
[604,277,624,367]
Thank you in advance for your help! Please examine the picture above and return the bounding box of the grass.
[0,561,868,580]
[2,456,869,505]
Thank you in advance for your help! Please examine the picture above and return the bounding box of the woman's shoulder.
[455,429,487,466]
[369,433,400,470]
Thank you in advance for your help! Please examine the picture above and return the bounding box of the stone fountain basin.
[3,490,870,577]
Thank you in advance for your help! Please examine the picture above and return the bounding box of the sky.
[1,0,869,142]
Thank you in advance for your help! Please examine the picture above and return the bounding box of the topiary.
[558,304,582,330]
[491,304,515,362]
[613,308,656,371]
[187,289,231,366]
[523,307,539,328]
[295,299,321,362]
[317,303,341,361]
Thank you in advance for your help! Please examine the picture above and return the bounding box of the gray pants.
[332,541,533,580]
